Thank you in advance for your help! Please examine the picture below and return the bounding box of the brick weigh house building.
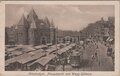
[5,8,56,46]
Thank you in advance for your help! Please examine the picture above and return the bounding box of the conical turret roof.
[14,25,18,29]
[18,14,28,26]
[44,16,50,26]
[27,8,38,23]
[50,19,55,28]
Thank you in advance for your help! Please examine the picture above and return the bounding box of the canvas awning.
[6,45,36,54]
[11,51,23,56]
[5,53,30,66]
[46,48,56,54]
[106,37,113,42]
[22,46,36,53]
[5,49,44,66]
[106,37,110,41]
[57,48,66,55]
[50,44,60,48]
[34,45,47,49]
[16,49,45,64]
[6,46,22,52]
[47,43,52,46]
[86,39,91,41]
[29,54,56,66]
[109,39,113,42]
[57,44,75,55]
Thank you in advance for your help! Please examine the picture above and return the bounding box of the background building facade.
[5,8,56,45]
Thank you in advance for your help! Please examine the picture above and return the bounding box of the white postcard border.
[0,1,119,76]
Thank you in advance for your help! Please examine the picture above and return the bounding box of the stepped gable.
[17,14,29,28]
[27,8,38,23]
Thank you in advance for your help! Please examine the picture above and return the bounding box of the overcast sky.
[6,4,114,31]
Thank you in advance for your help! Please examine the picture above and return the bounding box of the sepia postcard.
[0,1,120,76]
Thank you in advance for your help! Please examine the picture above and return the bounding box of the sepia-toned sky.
[6,4,114,31]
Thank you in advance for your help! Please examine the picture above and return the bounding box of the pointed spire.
[18,14,28,26]
[50,19,55,28]
[14,25,18,29]
[27,8,38,23]
[44,16,50,26]
[30,19,37,29]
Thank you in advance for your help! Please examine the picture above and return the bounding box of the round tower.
[28,19,38,46]
[17,14,29,45]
